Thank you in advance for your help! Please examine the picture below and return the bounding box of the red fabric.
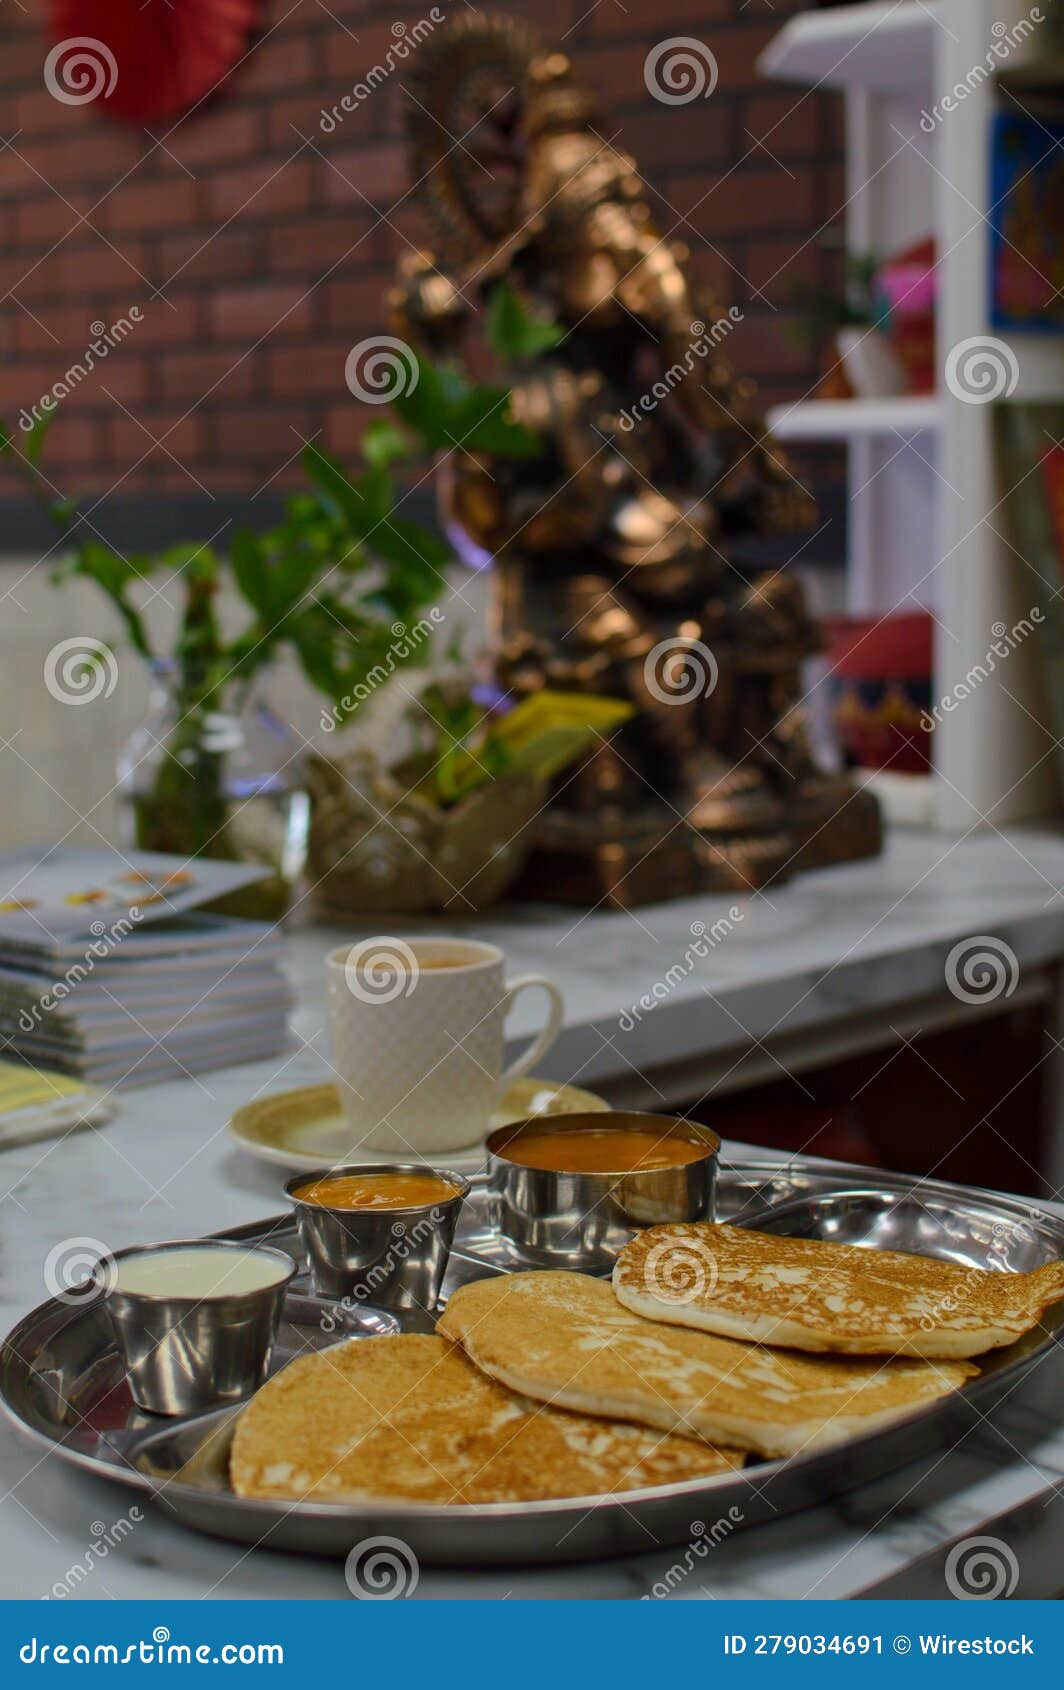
[48,1,262,125]
[824,613,934,773]
[824,612,934,681]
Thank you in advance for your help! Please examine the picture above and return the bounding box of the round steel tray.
[2,1158,1062,1565]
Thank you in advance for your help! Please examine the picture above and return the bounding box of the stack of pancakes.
[231,1224,1064,1506]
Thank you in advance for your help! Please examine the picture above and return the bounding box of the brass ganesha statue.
[389,11,880,905]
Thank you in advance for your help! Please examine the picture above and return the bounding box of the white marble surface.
[286,824,1064,1102]
[2,824,1064,1600]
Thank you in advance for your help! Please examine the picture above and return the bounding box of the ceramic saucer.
[227,1076,609,1174]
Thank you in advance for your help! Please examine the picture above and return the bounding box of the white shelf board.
[757,1,940,95]
[768,394,941,442]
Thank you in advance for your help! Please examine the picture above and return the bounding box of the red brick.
[267,211,384,275]
[100,178,201,234]
[22,240,148,298]
[741,94,827,162]
[662,166,818,238]
[321,273,395,332]
[109,407,207,466]
[155,226,263,287]
[320,143,407,208]
[0,1,840,496]
[208,283,314,340]
[238,33,316,95]
[158,350,256,403]
[162,108,263,171]
[585,0,734,31]
[266,342,350,397]
[29,129,141,188]
[13,195,91,249]
[210,405,317,460]
[205,155,314,222]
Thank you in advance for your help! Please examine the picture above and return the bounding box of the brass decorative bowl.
[306,748,547,915]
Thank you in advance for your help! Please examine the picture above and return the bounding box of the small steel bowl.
[285,1163,470,1310]
[95,1239,297,1417]
[487,1111,720,1269]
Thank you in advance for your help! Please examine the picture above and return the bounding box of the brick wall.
[0,0,844,507]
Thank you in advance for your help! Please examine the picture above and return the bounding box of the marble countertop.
[286,824,1064,1101]
[2,824,1063,1600]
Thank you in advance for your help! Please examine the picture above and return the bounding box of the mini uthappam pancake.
[438,1272,976,1460]
[613,1224,1064,1359]
[230,1334,743,1504]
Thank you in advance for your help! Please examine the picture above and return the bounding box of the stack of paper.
[0,848,292,1089]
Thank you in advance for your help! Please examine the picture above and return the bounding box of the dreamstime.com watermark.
[920,610,1043,731]
[644,38,719,106]
[19,1631,284,1666]
[44,37,117,107]
[44,636,119,706]
[19,310,143,432]
[345,1535,420,1599]
[945,335,1020,404]
[643,1232,720,1305]
[945,1535,1020,1600]
[619,911,743,1031]
[917,1220,1033,1335]
[320,11,445,132]
[18,908,143,1033]
[618,310,743,432]
[944,935,1019,1006]
[44,1509,144,1599]
[642,1510,745,1597]
[345,333,421,403]
[919,10,1045,134]
[319,609,445,731]
[43,1237,116,1306]
[320,1211,445,1330]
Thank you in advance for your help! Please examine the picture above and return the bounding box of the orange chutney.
[292,1172,461,1211]
[498,1127,710,1175]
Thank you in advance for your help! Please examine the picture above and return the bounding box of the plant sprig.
[0,322,546,729]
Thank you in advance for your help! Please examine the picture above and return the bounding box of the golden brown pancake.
[230,1333,743,1504]
[613,1224,1064,1359]
[438,1272,976,1459]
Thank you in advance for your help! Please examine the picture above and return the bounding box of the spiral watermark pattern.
[345,1535,420,1599]
[44,1238,115,1306]
[343,937,420,1003]
[44,38,118,106]
[644,38,718,105]
[345,335,419,404]
[44,637,118,707]
[944,336,1019,404]
[643,1234,719,1305]
[944,935,1019,1006]
[944,1535,1019,1600]
[644,636,718,706]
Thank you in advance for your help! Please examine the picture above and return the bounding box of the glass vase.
[117,663,309,924]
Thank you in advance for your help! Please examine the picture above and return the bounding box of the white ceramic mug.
[325,937,565,1154]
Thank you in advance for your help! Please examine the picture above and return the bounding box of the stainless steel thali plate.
[2,1158,1062,1567]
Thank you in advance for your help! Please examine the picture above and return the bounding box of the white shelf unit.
[759,0,1063,831]
[768,394,940,441]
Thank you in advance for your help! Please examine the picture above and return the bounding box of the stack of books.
[0,848,292,1088]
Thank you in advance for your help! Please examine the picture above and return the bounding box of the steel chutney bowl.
[284,1163,470,1309]
[486,1110,720,1270]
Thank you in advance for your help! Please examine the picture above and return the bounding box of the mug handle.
[498,975,565,1095]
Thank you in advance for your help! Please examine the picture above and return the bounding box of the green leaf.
[389,354,453,451]
[229,530,269,618]
[450,387,541,458]
[486,283,565,361]
[362,419,410,470]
